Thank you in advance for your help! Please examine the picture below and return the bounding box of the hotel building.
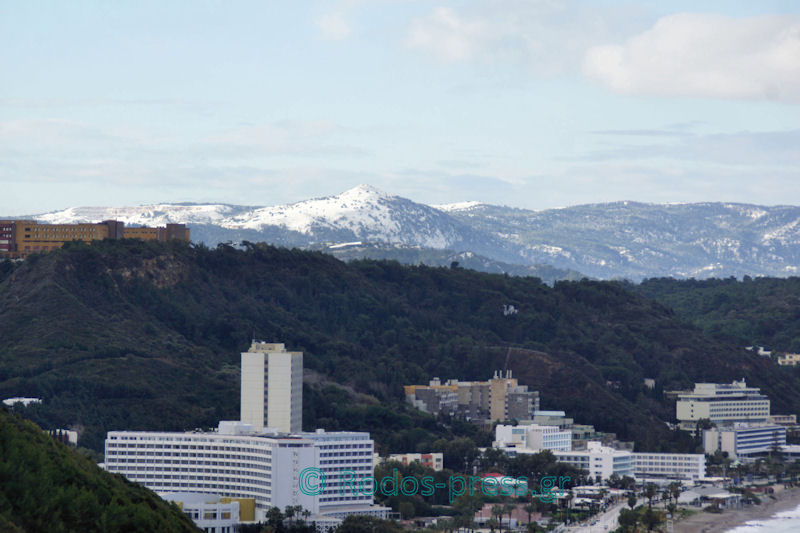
[703,423,787,459]
[241,342,303,433]
[554,442,635,481]
[675,379,770,430]
[633,452,706,480]
[494,423,572,454]
[104,422,382,522]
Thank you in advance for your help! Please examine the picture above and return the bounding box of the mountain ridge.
[20,185,800,280]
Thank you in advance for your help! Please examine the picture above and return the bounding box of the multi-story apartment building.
[675,380,770,430]
[703,423,787,459]
[405,371,540,422]
[241,342,303,433]
[554,442,635,481]
[0,219,189,257]
[633,452,706,480]
[494,423,572,454]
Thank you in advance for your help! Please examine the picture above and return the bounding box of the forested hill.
[0,407,199,532]
[637,276,800,353]
[1,240,799,454]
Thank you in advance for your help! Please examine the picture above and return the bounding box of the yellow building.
[778,353,800,366]
[0,220,190,258]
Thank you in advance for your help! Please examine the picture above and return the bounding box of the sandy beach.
[673,486,800,533]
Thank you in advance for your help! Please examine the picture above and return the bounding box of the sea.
[725,502,800,533]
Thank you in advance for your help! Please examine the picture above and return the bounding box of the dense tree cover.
[1,240,799,454]
[0,407,199,532]
[637,276,800,352]
[373,452,586,518]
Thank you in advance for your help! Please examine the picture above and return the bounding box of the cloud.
[405,1,647,73]
[583,13,800,102]
[316,12,352,41]
[576,128,800,167]
[406,7,485,62]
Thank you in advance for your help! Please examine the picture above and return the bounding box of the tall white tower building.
[241,341,303,432]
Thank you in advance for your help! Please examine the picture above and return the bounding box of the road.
[564,501,626,533]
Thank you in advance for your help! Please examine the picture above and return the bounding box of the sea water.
[725,503,800,533]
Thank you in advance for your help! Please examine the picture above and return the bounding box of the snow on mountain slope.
[37,204,247,227]
[25,187,800,280]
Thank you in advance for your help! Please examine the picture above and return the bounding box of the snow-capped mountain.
[26,186,800,280]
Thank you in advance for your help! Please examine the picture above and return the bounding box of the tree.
[642,507,662,531]
[618,509,638,533]
[627,494,637,510]
[668,481,682,506]
[645,483,657,509]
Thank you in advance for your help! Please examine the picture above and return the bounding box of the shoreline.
[672,486,800,533]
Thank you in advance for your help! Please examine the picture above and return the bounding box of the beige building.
[777,353,800,366]
[240,342,303,432]
[405,370,539,422]
[676,380,770,429]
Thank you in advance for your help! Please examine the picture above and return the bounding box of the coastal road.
[565,501,626,532]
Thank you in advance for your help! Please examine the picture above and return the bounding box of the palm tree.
[491,504,504,533]
[669,481,682,507]
[645,483,657,509]
[523,502,537,526]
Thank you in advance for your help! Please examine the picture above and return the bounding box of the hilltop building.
[777,353,800,366]
[0,219,189,258]
[241,342,303,433]
[675,379,770,430]
[405,371,539,423]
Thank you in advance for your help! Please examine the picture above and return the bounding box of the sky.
[1,0,800,215]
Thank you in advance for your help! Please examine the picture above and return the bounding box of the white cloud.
[404,1,645,73]
[406,7,485,62]
[316,12,352,41]
[583,13,800,102]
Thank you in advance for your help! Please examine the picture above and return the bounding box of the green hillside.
[0,407,199,532]
[1,240,799,455]
[637,276,800,353]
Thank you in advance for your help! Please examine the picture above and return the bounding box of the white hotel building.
[555,442,635,481]
[676,380,770,429]
[633,452,706,480]
[105,341,388,525]
[105,422,381,521]
[494,423,572,454]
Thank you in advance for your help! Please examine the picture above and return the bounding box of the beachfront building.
[494,423,572,454]
[633,452,706,480]
[703,423,787,459]
[554,441,634,481]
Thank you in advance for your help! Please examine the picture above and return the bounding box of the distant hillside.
[1,240,799,455]
[0,407,198,532]
[313,242,584,284]
[637,276,800,353]
[27,186,800,280]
